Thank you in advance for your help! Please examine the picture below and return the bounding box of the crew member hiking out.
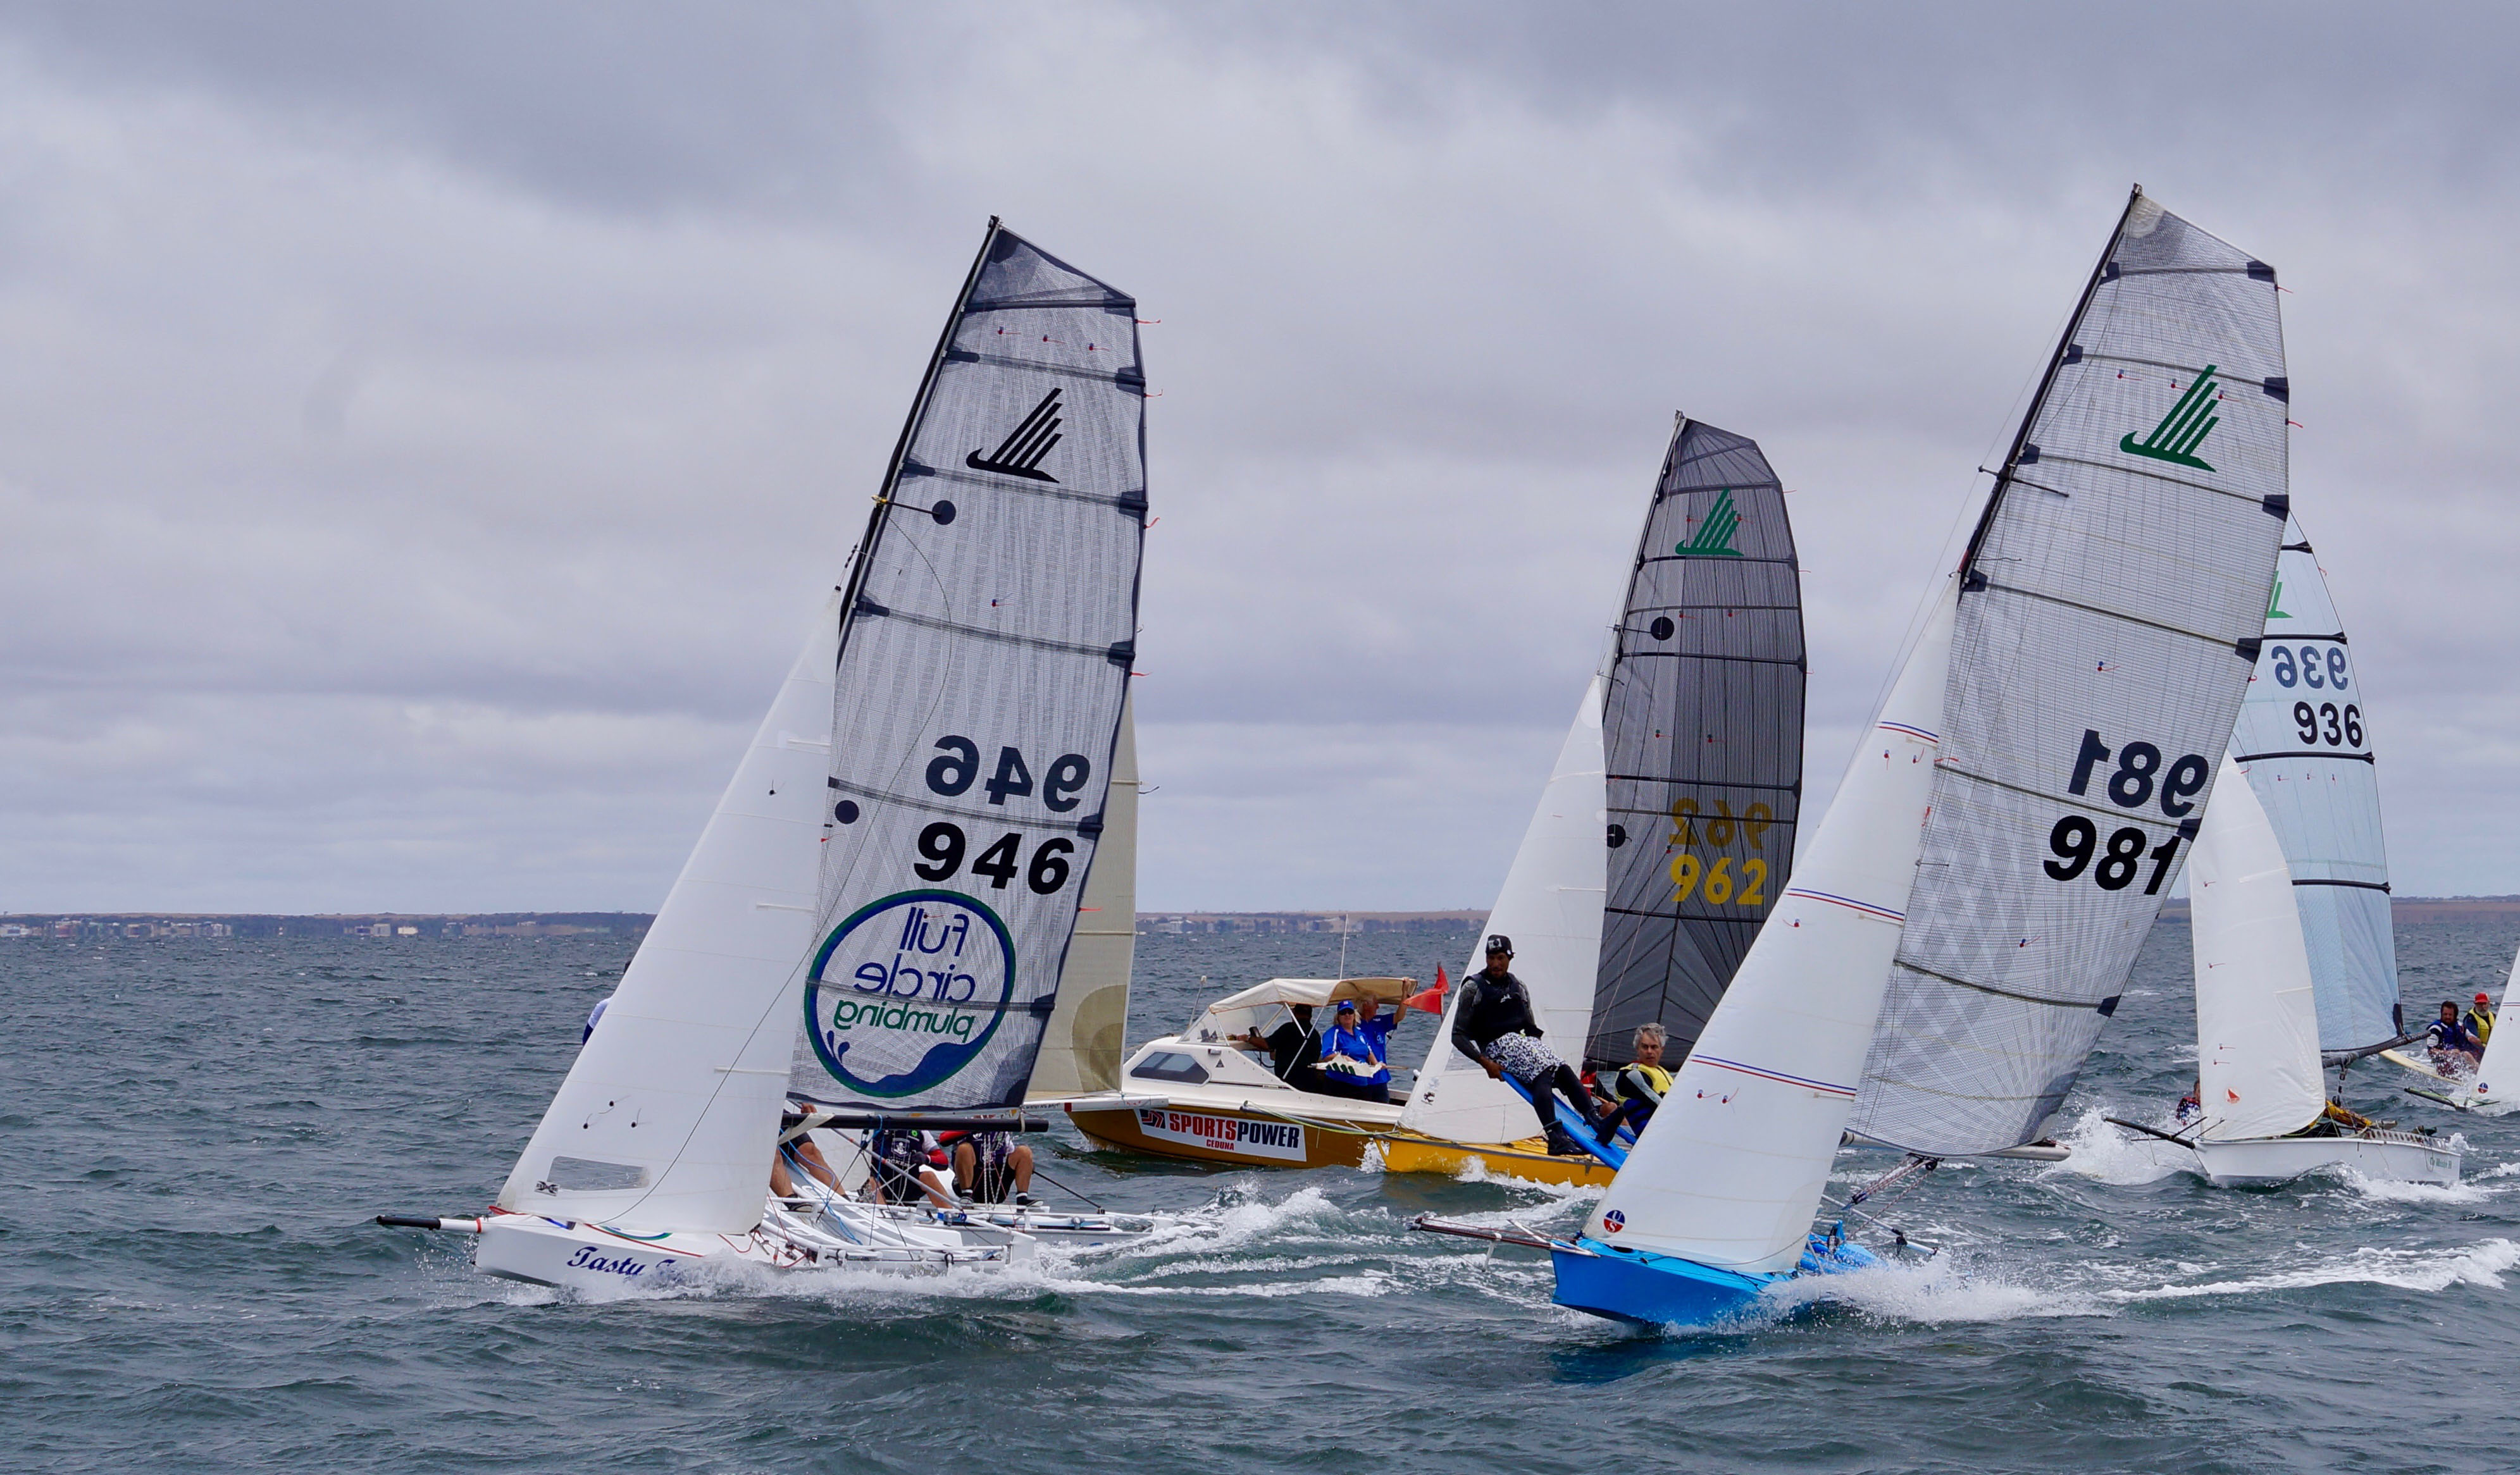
[1452,935,1610,1155]
[2430,999,2485,1073]
[2467,992,2497,1051]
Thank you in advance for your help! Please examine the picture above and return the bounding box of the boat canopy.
[1188,977,1418,1043]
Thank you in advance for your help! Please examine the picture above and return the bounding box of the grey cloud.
[0,6,2512,911]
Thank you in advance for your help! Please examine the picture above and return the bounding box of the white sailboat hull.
[473,1203,1032,1292]
[2192,1131,2459,1188]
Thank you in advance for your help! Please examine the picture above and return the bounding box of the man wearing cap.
[1451,935,1609,1155]
[2466,992,2497,1052]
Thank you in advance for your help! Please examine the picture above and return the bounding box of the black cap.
[1485,934,1513,956]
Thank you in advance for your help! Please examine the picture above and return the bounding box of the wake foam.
[2046,1106,2191,1186]
[2109,1238,2520,1302]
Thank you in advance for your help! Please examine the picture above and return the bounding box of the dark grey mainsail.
[1849,189,2288,1154]
[790,220,1146,1111]
[1586,417,1805,1068]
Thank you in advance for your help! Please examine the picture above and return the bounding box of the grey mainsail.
[790,220,1146,1111]
[1849,190,2288,1154]
[2228,521,2399,1051]
[1586,417,1804,1068]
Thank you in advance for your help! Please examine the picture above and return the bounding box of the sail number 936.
[2044,729,2204,895]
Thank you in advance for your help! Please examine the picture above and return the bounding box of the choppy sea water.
[7,922,2520,1473]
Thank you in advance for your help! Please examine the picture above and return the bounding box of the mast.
[1961,184,2144,583]
[831,217,1006,674]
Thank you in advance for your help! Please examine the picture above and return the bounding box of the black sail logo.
[966,388,1064,483]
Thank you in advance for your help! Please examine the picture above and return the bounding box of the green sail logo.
[2120,364,2223,471]
[2266,576,2290,621]
[1674,488,1744,558]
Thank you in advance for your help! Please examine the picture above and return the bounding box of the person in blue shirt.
[1317,999,1405,1104]
[2429,999,2484,1073]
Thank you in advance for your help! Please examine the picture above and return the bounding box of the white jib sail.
[2471,946,2520,1099]
[1029,693,1138,1099]
[1400,677,1608,1145]
[2228,522,2397,1050]
[1583,585,1956,1272]
[2192,756,2325,1142]
[495,595,841,1234]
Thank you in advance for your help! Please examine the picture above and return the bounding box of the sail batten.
[1850,192,2288,1156]
[1587,417,1805,1068]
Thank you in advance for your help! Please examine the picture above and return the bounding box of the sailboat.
[1381,416,1803,1187]
[378,219,1153,1290]
[2178,758,2456,1185]
[1416,188,2288,1324]
[2428,947,2520,1111]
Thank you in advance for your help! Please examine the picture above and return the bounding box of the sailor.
[1452,934,1610,1155]
[863,1126,955,1208]
[942,1129,1037,1207]
[768,1119,843,1199]
[2174,1078,2202,1126]
[1352,993,1411,1093]
[581,992,614,1044]
[2467,992,2497,1050]
[2428,1000,2484,1071]
[1315,1001,1391,1103]
[1603,1023,1673,1138]
[1231,1003,1324,1090]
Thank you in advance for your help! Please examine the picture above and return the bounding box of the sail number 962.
[2045,728,2202,894]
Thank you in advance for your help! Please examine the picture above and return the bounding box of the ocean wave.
[2107,1238,2520,1302]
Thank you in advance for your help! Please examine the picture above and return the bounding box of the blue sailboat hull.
[1551,1234,1879,1327]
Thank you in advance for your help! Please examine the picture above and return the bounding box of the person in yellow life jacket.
[2319,1099,2374,1133]
[1603,1023,1672,1139]
[2467,992,2497,1050]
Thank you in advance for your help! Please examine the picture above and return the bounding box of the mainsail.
[2228,522,2399,1051]
[1850,190,2289,1155]
[1588,417,1804,1068]
[790,221,1146,1111]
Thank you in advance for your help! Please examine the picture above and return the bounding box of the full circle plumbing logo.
[802,889,1016,1097]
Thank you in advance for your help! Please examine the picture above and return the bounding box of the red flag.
[1405,963,1448,1014]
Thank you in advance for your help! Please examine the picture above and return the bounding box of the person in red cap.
[2466,992,2497,1052]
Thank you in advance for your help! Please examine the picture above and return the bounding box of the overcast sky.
[3,3,2514,913]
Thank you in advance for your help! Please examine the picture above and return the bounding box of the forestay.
[1588,417,1804,1068]
[2228,522,2397,1051]
[1851,191,2288,1155]
[790,222,1146,1111]
[496,597,843,1234]
[1583,588,1954,1272]
[1401,680,1608,1145]
[2191,756,2326,1142]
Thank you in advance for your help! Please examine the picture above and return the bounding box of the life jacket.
[2468,1008,2496,1047]
[1611,1062,1672,1104]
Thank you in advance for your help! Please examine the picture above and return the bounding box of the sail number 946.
[2045,729,2204,895]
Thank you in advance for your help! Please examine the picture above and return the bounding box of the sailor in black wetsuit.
[1451,935,1609,1155]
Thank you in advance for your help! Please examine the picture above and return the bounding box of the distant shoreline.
[13,900,2520,939]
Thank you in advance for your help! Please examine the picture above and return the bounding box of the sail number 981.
[2045,728,2204,895]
